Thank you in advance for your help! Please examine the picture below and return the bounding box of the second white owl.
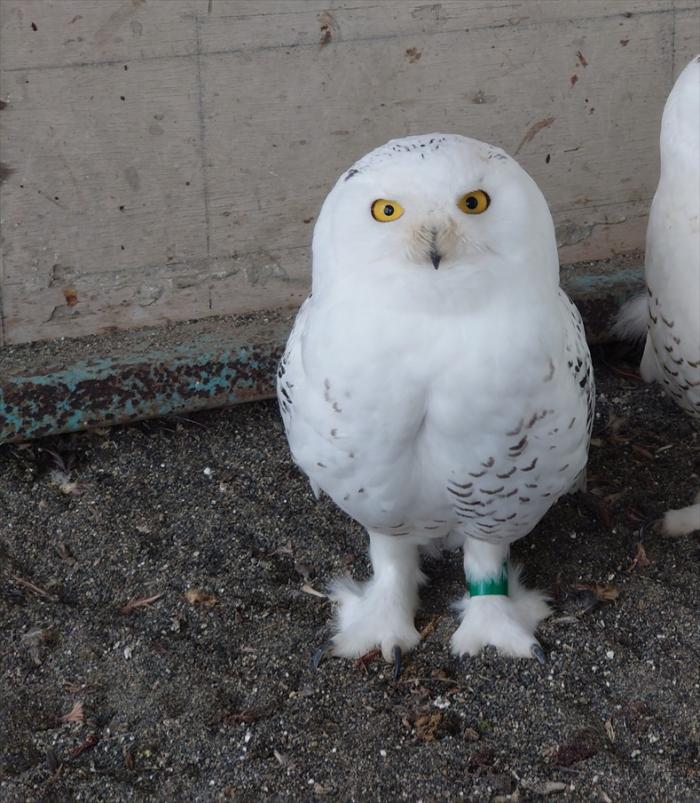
[278,134,594,668]
[616,57,700,536]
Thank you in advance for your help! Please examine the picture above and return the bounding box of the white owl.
[278,134,594,672]
[616,56,700,536]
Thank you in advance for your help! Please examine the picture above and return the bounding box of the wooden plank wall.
[1,0,698,346]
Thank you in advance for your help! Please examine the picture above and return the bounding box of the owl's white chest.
[280,290,591,542]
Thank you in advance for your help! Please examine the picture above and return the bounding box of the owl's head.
[312,134,559,307]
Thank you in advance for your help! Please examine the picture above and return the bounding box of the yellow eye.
[371,199,404,222]
[457,190,490,215]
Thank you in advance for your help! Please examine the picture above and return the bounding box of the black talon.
[310,641,333,672]
[531,643,547,666]
[392,645,403,680]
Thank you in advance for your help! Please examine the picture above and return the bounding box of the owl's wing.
[277,297,309,426]
[277,297,322,489]
[642,193,700,406]
[559,289,595,491]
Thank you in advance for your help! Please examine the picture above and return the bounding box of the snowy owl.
[616,56,700,537]
[278,133,594,671]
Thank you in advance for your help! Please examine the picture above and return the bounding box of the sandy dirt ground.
[1,349,699,802]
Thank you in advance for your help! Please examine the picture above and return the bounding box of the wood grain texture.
[1,0,698,345]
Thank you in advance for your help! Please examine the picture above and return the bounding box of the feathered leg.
[329,531,424,663]
[451,537,550,659]
[661,488,700,536]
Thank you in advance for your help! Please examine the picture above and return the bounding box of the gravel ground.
[1,348,699,802]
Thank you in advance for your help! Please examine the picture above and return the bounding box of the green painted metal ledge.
[0,310,295,444]
[0,261,643,445]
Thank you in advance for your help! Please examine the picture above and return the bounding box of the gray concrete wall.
[1,0,698,346]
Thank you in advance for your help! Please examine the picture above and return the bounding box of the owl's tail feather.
[612,293,648,342]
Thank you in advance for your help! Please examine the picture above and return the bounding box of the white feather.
[613,293,648,342]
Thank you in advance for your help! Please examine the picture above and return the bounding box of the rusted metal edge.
[0,265,643,445]
[0,316,293,444]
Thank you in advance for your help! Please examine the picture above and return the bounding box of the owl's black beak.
[429,230,442,269]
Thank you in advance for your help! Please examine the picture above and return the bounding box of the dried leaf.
[301,584,326,599]
[631,443,654,461]
[61,701,85,724]
[604,718,615,743]
[550,729,599,766]
[628,542,652,571]
[120,592,164,614]
[419,615,442,639]
[184,588,217,606]
[63,680,92,694]
[575,582,620,602]
[124,746,135,771]
[221,709,257,726]
[69,732,99,759]
[415,712,442,742]
[355,648,381,673]
[10,574,54,600]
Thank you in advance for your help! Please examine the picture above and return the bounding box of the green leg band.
[468,561,509,597]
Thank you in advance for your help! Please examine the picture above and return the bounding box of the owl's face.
[313,134,558,303]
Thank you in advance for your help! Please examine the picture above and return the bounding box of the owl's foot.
[660,491,700,536]
[450,563,550,658]
[328,575,422,663]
